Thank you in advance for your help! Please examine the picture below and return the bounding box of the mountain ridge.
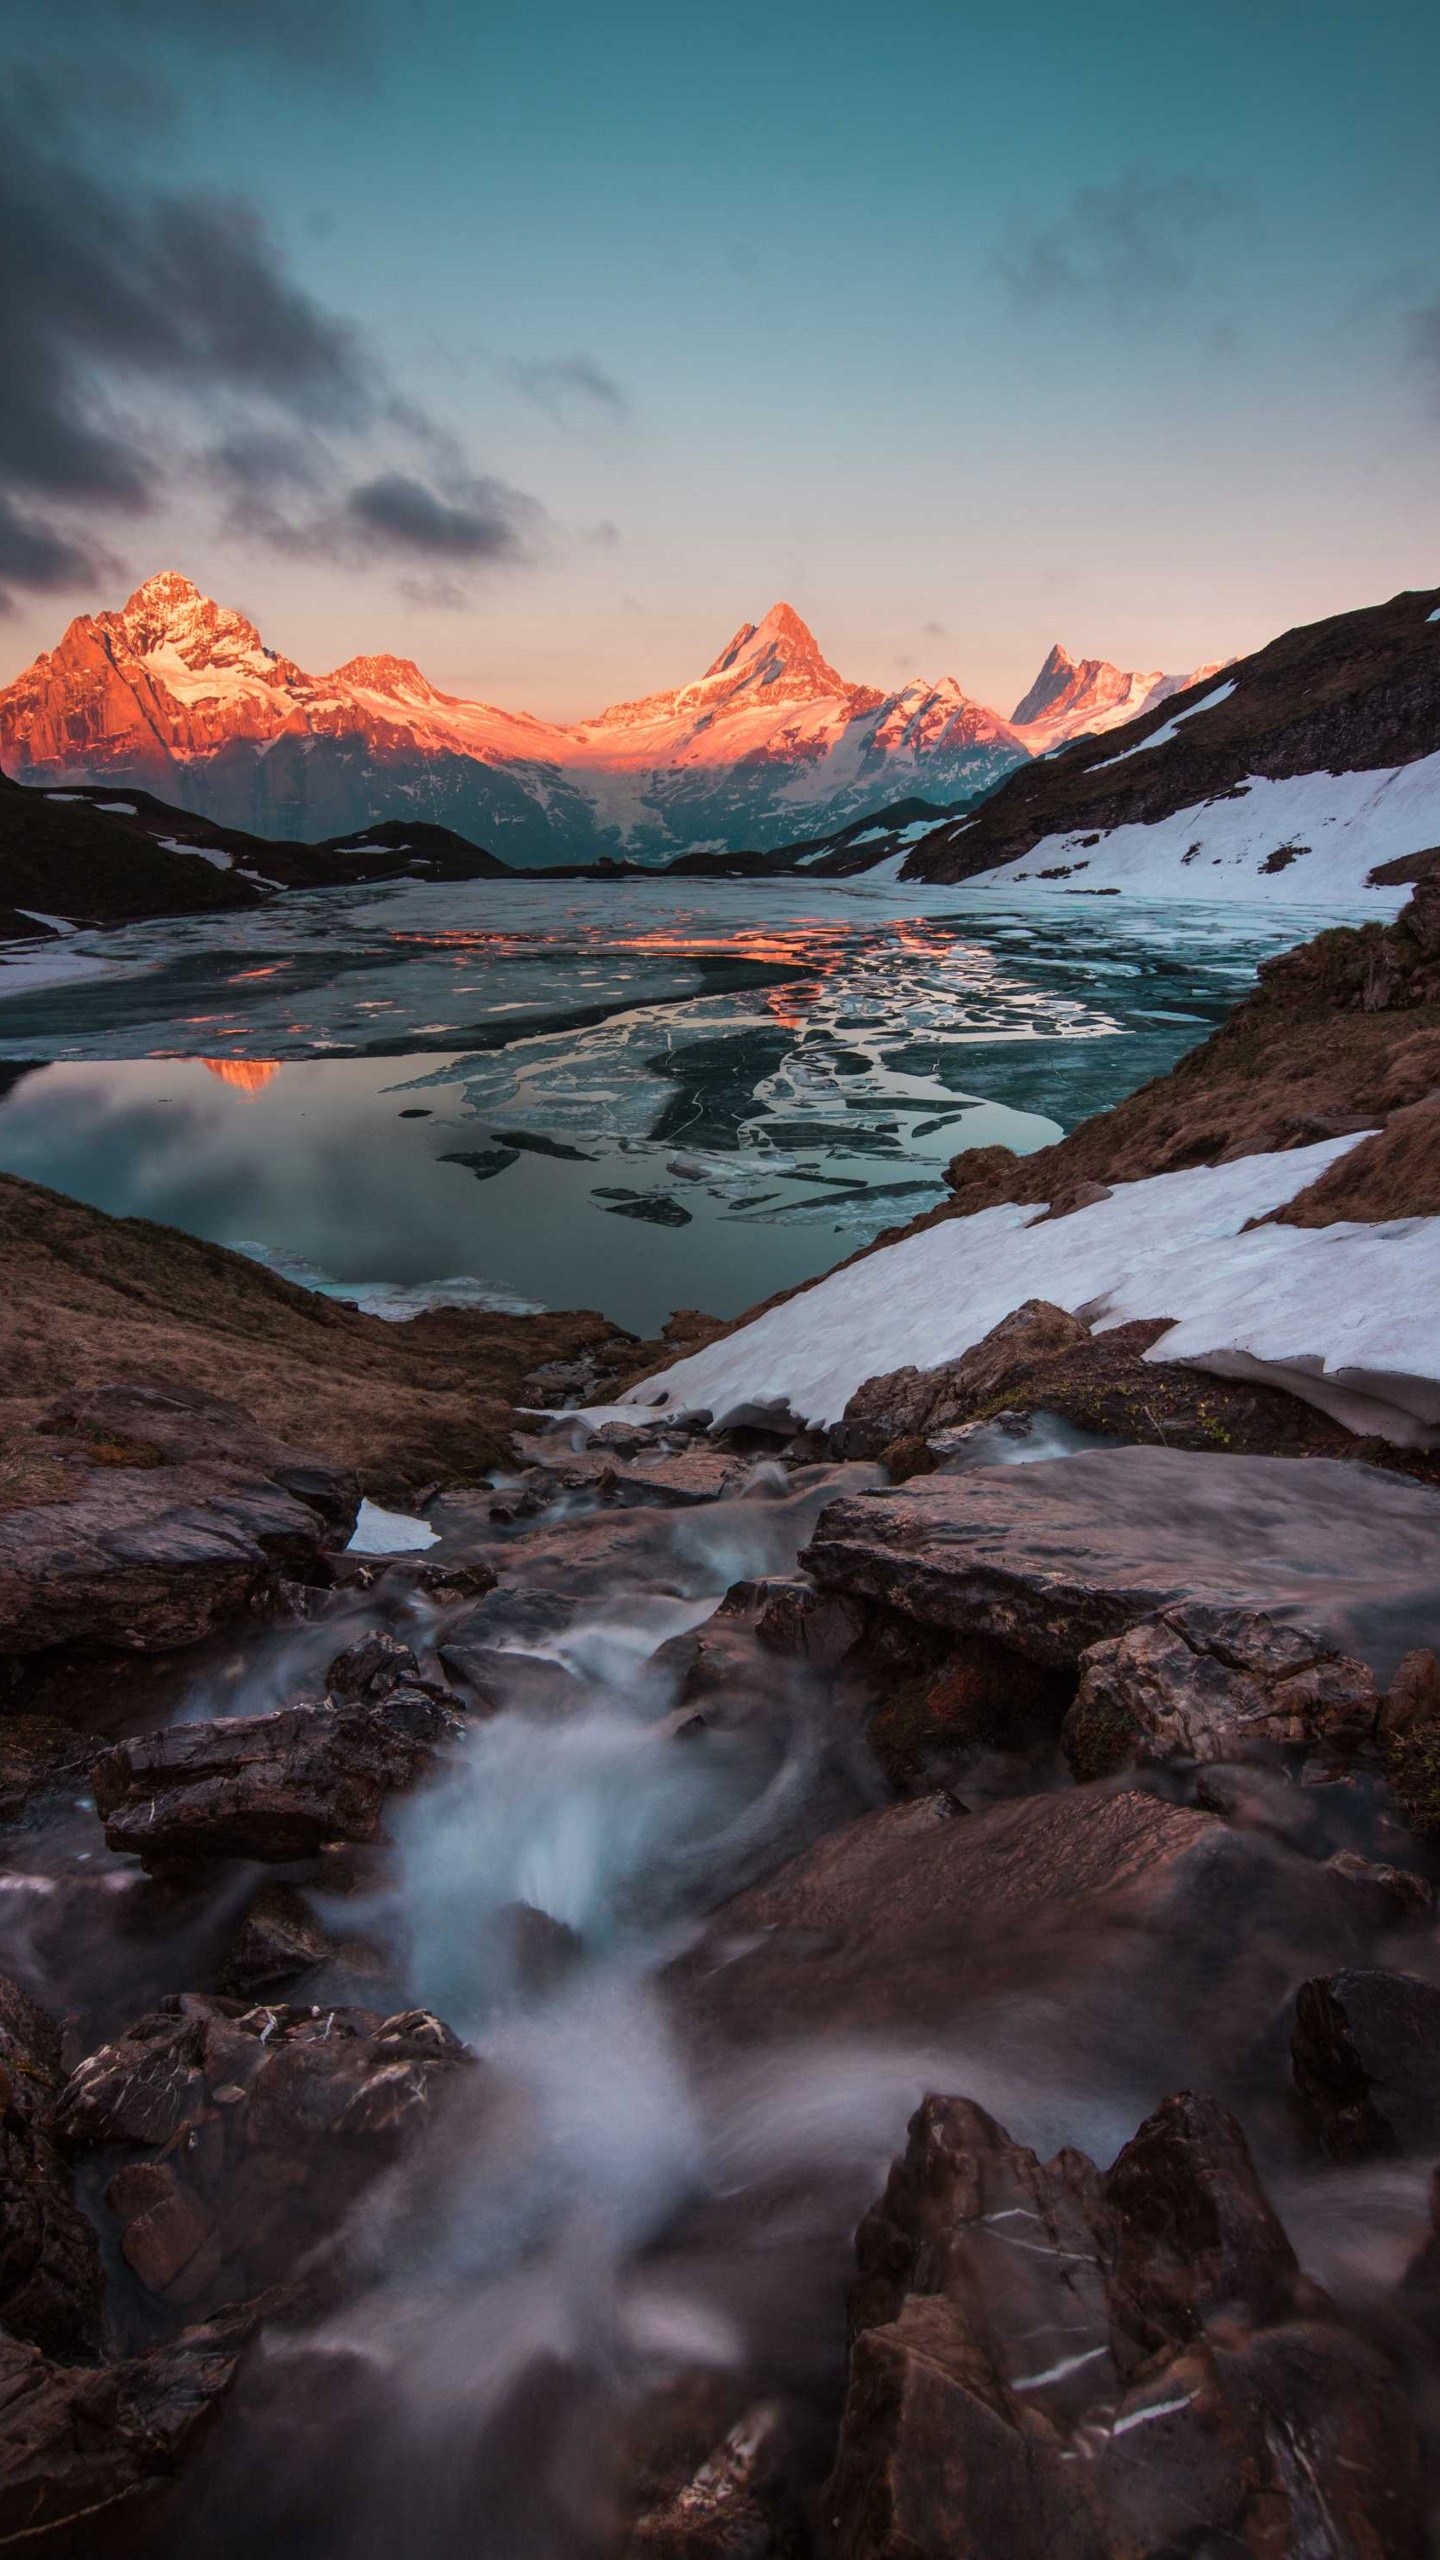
[0,577,1199,866]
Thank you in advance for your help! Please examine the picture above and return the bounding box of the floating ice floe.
[601,1134,1440,1446]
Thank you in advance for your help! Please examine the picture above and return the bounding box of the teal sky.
[3,0,1437,716]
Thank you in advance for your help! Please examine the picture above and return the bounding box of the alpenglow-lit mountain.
[1009,642,1225,756]
[0,578,1216,866]
[0,580,1043,865]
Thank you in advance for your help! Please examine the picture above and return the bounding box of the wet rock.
[824,2088,1421,2560]
[1322,1847,1434,1920]
[0,1969,104,2360]
[0,1713,96,1825]
[1380,1645,1440,1737]
[835,1299,1091,1458]
[496,1902,583,1999]
[1063,1603,1380,1776]
[803,1448,1440,1682]
[0,1382,359,1658]
[91,1686,461,1867]
[667,1783,1361,2073]
[323,1628,423,1703]
[55,1995,476,2325]
[217,1881,376,2001]
[0,2318,251,2555]
[540,1448,745,1507]
[754,1579,867,1672]
[1292,1967,1440,2159]
[1377,1647,1440,1837]
[628,2403,792,2559]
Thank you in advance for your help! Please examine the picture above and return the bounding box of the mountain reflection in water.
[0,878,1362,1333]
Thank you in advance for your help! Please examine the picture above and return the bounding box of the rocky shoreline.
[0,892,1438,2555]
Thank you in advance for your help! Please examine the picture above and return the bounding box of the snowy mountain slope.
[0,583,1029,866]
[1010,643,1200,754]
[905,584,1440,900]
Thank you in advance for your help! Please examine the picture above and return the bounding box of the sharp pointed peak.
[701,600,845,690]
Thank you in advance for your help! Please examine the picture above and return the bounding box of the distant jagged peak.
[329,652,442,703]
[1011,640,1176,749]
[1011,642,1082,726]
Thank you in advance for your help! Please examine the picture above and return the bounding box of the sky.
[2,0,1438,721]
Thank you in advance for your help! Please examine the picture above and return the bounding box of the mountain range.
[0,576,1205,866]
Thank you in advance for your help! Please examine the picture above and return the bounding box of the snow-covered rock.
[604,1137,1440,1446]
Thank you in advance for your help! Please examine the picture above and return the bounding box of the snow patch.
[158,837,233,870]
[997,754,1440,903]
[603,1137,1440,1447]
[1092,680,1238,769]
[346,1498,439,1555]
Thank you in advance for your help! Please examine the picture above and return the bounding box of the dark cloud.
[0,65,547,610]
[345,472,539,563]
[996,171,1233,316]
[511,355,629,425]
[7,0,379,72]
[0,495,116,605]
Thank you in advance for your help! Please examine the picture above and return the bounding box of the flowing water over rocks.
[2,1377,1440,2557]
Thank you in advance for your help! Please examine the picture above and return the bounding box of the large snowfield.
[961,751,1440,903]
[604,1136,1440,1446]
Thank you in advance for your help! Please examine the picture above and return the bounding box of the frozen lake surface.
[0,876,1362,1333]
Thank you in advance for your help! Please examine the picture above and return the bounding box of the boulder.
[833,1301,1358,1467]
[91,1686,461,1867]
[1063,1603,1379,1776]
[0,1382,360,1657]
[0,1970,104,2361]
[530,1448,746,1507]
[1291,1968,1440,2159]
[803,1448,1440,1682]
[55,1995,476,2326]
[0,2315,254,2556]
[835,1300,1091,1457]
[824,2088,1422,2560]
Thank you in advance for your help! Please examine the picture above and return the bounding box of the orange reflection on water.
[201,1058,282,1095]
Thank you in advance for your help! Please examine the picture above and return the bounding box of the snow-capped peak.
[329,653,442,705]
[118,572,270,670]
[700,601,847,695]
[1011,641,1174,752]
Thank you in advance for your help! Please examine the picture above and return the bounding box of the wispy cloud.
[996,170,1234,320]
[511,354,630,426]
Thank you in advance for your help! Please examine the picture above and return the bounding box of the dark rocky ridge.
[902,581,1440,883]
[0,769,516,929]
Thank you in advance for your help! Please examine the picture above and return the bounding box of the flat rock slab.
[530,1449,746,1507]
[665,1783,1364,2071]
[804,1447,1440,1682]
